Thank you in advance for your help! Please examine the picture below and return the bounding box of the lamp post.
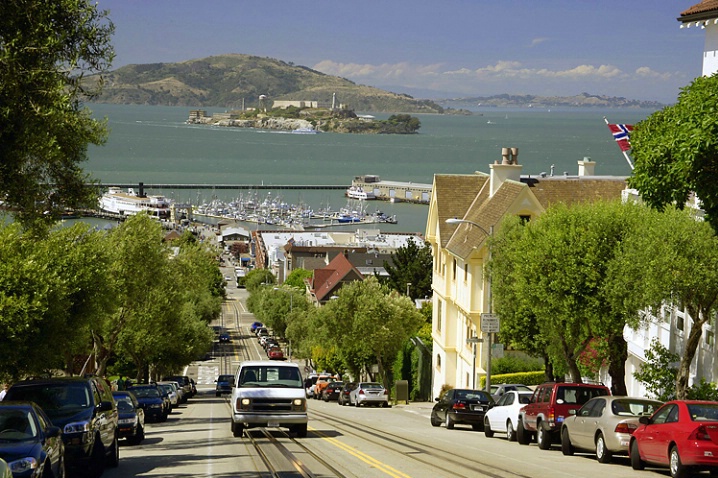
[274,287,293,360]
[446,218,494,393]
[406,282,412,298]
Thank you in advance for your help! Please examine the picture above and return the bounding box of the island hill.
[86,53,447,114]
[187,98,422,134]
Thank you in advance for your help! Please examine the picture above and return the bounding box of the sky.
[96,0,707,104]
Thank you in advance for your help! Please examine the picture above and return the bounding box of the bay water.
[85,104,653,233]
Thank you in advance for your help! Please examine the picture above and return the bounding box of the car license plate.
[471,405,484,411]
[267,421,280,427]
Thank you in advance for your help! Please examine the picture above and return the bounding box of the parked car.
[255,328,269,340]
[322,382,345,402]
[267,346,285,360]
[250,322,264,334]
[338,382,358,406]
[4,376,119,476]
[517,381,611,449]
[112,391,145,445]
[561,395,662,463]
[156,382,178,410]
[163,376,193,399]
[483,390,533,441]
[630,400,718,478]
[215,375,235,397]
[431,388,493,430]
[0,401,65,478]
[304,374,318,399]
[350,382,390,408]
[164,381,185,404]
[313,375,338,400]
[127,384,168,422]
[218,332,231,343]
[490,383,533,402]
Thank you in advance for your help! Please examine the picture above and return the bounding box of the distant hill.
[437,93,664,109]
[88,54,445,114]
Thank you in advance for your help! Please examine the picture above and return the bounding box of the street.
[102,279,672,478]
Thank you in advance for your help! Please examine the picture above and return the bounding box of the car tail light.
[383,389,388,396]
[689,425,712,441]
[452,402,467,410]
[615,422,638,434]
[359,389,365,396]
[547,407,555,425]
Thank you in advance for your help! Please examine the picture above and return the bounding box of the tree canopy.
[0,0,115,232]
[629,73,718,233]
[381,240,433,300]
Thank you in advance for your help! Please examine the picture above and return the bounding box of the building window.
[365,259,373,265]
[436,300,443,332]
[707,331,714,346]
[436,354,442,371]
[465,372,470,387]
[676,316,684,332]
[452,258,457,280]
[464,263,469,281]
[519,215,531,224]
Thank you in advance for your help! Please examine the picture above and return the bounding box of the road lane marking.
[311,427,412,478]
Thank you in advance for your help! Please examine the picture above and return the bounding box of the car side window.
[91,382,102,406]
[651,404,675,425]
[666,405,679,423]
[589,398,605,417]
[442,390,453,402]
[578,399,598,417]
[504,393,515,406]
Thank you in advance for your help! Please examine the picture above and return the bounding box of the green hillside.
[89,54,444,113]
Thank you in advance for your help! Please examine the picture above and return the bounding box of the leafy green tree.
[313,277,424,387]
[490,200,646,392]
[244,268,276,293]
[285,268,312,289]
[634,339,680,401]
[610,206,718,399]
[382,240,432,300]
[0,0,114,231]
[0,222,111,380]
[629,74,718,234]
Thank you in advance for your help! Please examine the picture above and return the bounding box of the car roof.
[240,360,298,367]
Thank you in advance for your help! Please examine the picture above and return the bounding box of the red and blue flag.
[607,123,633,152]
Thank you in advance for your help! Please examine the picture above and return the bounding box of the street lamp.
[274,287,293,360]
[406,282,412,297]
[446,218,494,393]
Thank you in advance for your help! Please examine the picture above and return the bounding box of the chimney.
[138,182,145,198]
[578,157,596,176]
[490,147,522,197]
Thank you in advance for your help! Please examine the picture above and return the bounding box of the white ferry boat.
[99,187,172,218]
[345,186,376,200]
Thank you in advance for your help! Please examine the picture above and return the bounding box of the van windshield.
[239,366,302,388]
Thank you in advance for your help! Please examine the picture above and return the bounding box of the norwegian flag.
[607,123,633,152]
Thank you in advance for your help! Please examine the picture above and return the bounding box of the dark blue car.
[0,402,65,478]
[126,385,167,423]
[112,392,145,445]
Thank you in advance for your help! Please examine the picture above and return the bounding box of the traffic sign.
[480,313,500,333]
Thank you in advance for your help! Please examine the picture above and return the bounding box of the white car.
[483,390,533,441]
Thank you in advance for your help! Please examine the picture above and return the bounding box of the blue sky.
[96,1,706,104]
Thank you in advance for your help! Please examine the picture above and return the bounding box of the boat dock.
[350,175,431,204]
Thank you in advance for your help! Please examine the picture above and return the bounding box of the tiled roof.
[432,173,489,248]
[311,253,363,302]
[680,0,718,20]
[524,176,628,209]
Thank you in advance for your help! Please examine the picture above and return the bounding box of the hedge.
[479,371,544,389]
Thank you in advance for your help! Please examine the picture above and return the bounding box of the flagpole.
[604,116,634,170]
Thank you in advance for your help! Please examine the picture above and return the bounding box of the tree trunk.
[676,318,706,399]
[543,353,554,382]
[608,335,628,396]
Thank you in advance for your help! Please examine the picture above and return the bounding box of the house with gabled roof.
[425,148,627,397]
[307,252,364,305]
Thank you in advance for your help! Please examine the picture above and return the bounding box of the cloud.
[313,59,681,96]
[530,37,548,47]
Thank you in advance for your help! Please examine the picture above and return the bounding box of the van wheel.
[294,424,308,438]
[231,422,244,438]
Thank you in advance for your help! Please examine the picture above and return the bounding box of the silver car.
[349,382,389,407]
[560,395,662,463]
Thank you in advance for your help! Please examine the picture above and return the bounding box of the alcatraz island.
[186,94,421,134]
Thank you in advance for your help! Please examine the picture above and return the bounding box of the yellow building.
[424,148,627,397]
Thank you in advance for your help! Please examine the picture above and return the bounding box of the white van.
[231,361,308,437]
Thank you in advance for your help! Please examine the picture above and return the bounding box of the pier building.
[350,175,432,204]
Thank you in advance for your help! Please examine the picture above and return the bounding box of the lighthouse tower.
[679,1,718,76]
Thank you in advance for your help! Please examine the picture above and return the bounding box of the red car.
[630,400,718,478]
[267,346,285,360]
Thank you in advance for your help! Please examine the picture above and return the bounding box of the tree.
[313,277,424,387]
[285,268,312,289]
[490,200,647,392]
[610,206,718,399]
[244,269,276,293]
[382,240,432,300]
[0,1,114,231]
[629,74,718,234]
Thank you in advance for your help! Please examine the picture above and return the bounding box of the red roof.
[310,253,364,302]
[680,0,718,20]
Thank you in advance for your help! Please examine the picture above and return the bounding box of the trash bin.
[395,380,409,404]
